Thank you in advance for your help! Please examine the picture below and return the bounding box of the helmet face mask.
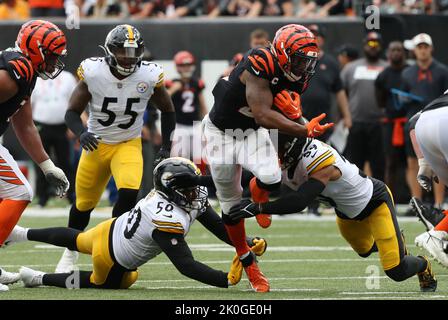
[277,134,309,170]
[38,49,66,80]
[153,158,208,215]
[288,52,318,82]
[103,24,144,76]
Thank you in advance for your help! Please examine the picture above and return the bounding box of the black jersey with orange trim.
[167,77,205,126]
[0,49,37,136]
[209,46,308,132]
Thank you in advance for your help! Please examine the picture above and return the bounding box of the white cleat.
[4,225,28,247]
[55,248,79,273]
[0,284,9,292]
[0,268,20,285]
[20,267,45,288]
[415,230,448,267]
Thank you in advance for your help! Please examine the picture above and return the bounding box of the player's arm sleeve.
[243,48,275,80]
[152,229,229,288]
[259,178,326,214]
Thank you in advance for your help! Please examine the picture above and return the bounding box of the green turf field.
[1,213,447,300]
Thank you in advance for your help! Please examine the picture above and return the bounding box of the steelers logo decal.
[137,82,149,93]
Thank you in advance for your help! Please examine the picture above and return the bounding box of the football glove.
[417,158,439,192]
[305,113,334,138]
[228,199,260,222]
[273,90,302,120]
[154,147,171,167]
[79,131,101,151]
[39,159,70,197]
[227,254,243,286]
[166,172,199,189]
[249,237,267,257]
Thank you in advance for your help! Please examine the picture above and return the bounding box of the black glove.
[229,199,260,222]
[167,172,200,189]
[80,131,101,151]
[154,147,171,167]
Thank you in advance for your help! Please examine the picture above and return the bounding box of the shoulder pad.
[302,141,336,175]
[244,47,276,79]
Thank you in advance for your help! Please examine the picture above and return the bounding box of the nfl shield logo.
[117,83,123,89]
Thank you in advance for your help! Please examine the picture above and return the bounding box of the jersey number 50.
[98,97,139,129]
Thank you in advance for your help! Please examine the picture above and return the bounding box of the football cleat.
[410,197,445,231]
[0,283,8,292]
[4,225,28,246]
[417,256,437,292]
[249,178,272,229]
[243,258,270,293]
[415,230,448,267]
[0,268,20,285]
[55,249,79,273]
[20,267,45,288]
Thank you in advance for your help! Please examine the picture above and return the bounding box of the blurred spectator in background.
[82,0,129,17]
[131,0,194,18]
[168,51,207,161]
[375,41,409,199]
[261,0,293,16]
[226,0,263,17]
[29,0,65,16]
[302,24,352,141]
[336,44,359,69]
[401,33,448,209]
[31,70,77,207]
[0,0,29,19]
[341,31,388,180]
[297,0,354,18]
[250,28,269,48]
[221,52,243,78]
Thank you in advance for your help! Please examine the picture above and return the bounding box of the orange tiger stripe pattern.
[0,157,24,186]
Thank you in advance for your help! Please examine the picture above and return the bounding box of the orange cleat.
[249,177,272,228]
[244,261,270,292]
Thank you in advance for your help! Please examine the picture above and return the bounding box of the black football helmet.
[277,117,310,170]
[153,157,208,214]
[102,24,144,76]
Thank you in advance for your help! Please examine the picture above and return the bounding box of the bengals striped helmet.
[271,24,319,83]
[174,51,195,78]
[16,20,67,80]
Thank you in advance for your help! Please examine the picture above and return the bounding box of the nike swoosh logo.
[13,70,21,79]
[251,66,260,75]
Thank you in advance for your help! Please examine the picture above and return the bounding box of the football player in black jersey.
[203,24,333,292]
[168,51,207,162]
[0,20,69,290]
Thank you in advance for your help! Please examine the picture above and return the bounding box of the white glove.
[39,159,70,197]
[417,158,438,192]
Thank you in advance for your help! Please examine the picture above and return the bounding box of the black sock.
[68,205,93,231]
[28,228,81,251]
[112,188,138,218]
[240,251,255,267]
[43,271,94,288]
[385,255,427,282]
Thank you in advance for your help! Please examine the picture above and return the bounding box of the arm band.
[260,178,326,215]
[161,112,176,150]
[65,110,86,137]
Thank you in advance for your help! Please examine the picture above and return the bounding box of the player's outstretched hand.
[80,131,101,151]
[229,199,259,221]
[305,113,334,138]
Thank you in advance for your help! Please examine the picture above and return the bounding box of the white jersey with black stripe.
[282,139,373,218]
[111,190,199,270]
[77,57,164,144]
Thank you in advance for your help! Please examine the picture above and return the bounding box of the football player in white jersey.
[226,133,437,292]
[7,158,266,290]
[58,24,176,273]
